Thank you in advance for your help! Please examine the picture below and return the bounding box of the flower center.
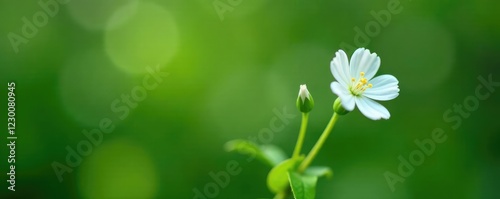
[349,72,373,96]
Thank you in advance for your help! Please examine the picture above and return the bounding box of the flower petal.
[330,50,351,87]
[341,94,355,111]
[349,48,380,80]
[364,75,399,101]
[331,81,355,111]
[355,96,390,120]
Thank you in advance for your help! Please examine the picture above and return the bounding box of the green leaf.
[304,166,333,179]
[261,145,288,166]
[267,157,302,193]
[288,171,317,199]
[225,140,288,167]
[224,139,274,166]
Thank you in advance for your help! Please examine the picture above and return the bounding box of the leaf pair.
[267,158,333,199]
[267,157,303,194]
[225,139,333,199]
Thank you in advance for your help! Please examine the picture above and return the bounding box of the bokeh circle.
[105,2,179,74]
[78,140,158,199]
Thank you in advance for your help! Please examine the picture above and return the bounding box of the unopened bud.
[333,97,349,115]
[296,84,314,113]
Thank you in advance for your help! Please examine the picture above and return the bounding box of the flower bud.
[296,84,314,113]
[333,97,350,115]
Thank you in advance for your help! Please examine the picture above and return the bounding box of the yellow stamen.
[350,71,373,96]
[360,78,367,84]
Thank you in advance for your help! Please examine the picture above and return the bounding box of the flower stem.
[298,113,339,172]
[292,112,309,159]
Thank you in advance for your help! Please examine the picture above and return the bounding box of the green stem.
[298,113,339,172]
[292,112,309,159]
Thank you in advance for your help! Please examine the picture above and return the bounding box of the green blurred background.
[0,0,499,198]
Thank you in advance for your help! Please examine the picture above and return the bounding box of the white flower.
[330,48,399,120]
[298,84,311,103]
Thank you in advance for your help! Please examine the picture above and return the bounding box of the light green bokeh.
[78,139,158,199]
[105,2,179,74]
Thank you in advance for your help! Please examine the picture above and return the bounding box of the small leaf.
[261,145,288,166]
[304,166,333,179]
[225,139,274,166]
[288,171,317,199]
[267,158,302,193]
[225,140,289,167]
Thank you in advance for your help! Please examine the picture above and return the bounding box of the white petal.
[364,75,399,101]
[355,96,390,120]
[331,81,355,111]
[299,84,310,102]
[368,74,399,87]
[330,50,351,87]
[341,94,355,111]
[330,81,347,96]
[349,48,380,80]
[364,91,399,101]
